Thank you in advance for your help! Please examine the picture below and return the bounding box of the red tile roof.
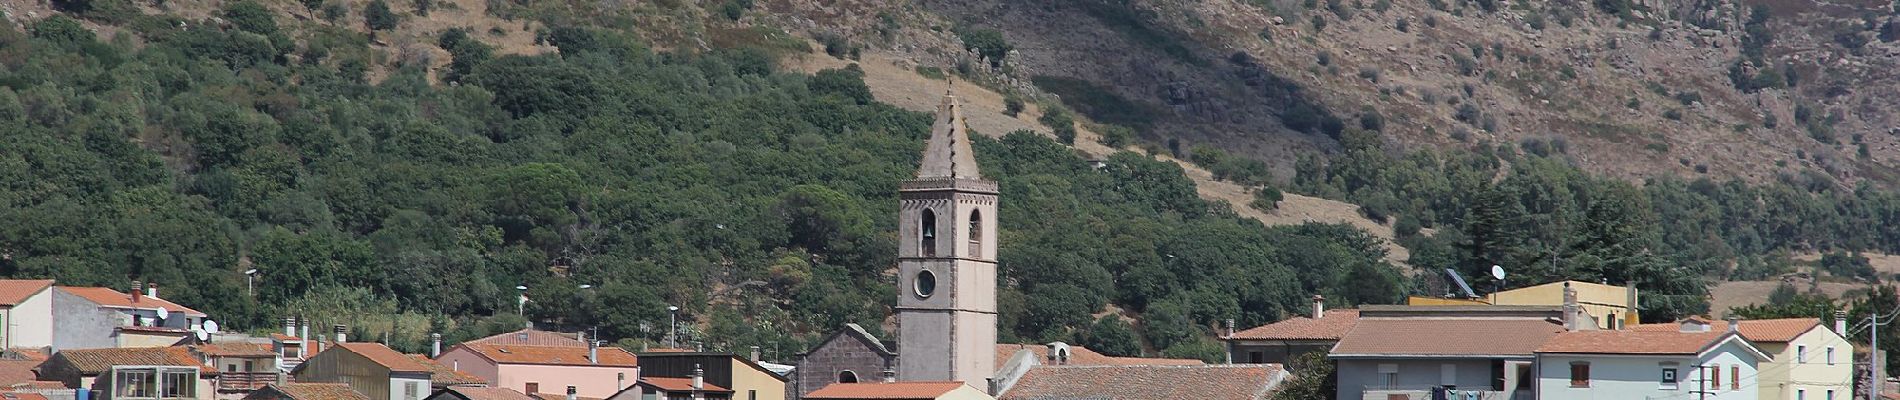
[993,344,1202,370]
[50,347,202,375]
[528,393,604,400]
[0,361,38,387]
[271,334,305,343]
[1229,309,1361,341]
[1330,318,1565,357]
[58,286,205,316]
[1537,330,1738,355]
[640,377,733,393]
[195,343,277,358]
[0,280,52,307]
[407,354,486,385]
[1,349,48,361]
[250,383,372,400]
[2,381,65,390]
[468,329,585,347]
[333,343,429,372]
[999,365,1285,400]
[431,386,538,400]
[1630,318,1824,343]
[0,393,48,400]
[459,343,638,367]
[805,381,970,399]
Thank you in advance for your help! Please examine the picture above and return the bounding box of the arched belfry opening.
[920,209,937,257]
[968,210,982,257]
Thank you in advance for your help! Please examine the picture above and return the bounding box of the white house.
[1634,317,1854,400]
[1536,319,1771,400]
[0,279,56,349]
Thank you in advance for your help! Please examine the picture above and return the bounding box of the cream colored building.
[1410,280,1639,329]
[0,279,56,349]
[1635,318,1853,400]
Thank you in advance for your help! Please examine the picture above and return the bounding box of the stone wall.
[793,333,894,399]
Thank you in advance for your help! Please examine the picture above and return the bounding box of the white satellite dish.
[155,307,170,320]
[1491,265,1507,280]
[192,327,208,341]
[202,319,220,334]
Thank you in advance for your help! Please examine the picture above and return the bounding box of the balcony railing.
[217,372,281,392]
[1357,385,1527,400]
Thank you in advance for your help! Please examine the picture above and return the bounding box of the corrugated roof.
[1630,318,1823,343]
[640,377,732,393]
[460,343,637,367]
[467,329,584,347]
[432,386,538,400]
[333,343,429,372]
[253,383,372,400]
[993,344,1202,370]
[407,354,485,385]
[1330,318,1565,357]
[50,347,201,375]
[0,280,52,307]
[1537,330,1736,355]
[999,365,1285,400]
[1229,309,1361,340]
[57,287,205,316]
[805,381,969,399]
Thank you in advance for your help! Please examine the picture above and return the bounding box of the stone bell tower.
[895,90,998,385]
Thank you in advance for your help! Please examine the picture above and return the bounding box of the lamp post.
[667,305,680,348]
[243,269,259,297]
[515,285,529,316]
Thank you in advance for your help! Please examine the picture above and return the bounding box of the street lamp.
[667,305,680,348]
[243,269,259,297]
[515,285,529,316]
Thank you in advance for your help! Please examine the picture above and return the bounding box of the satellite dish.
[192,327,208,341]
[1491,265,1507,280]
[155,307,170,320]
[202,320,220,334]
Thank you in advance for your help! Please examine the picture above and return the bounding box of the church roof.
[915,91,982,180]
[803,323,896,357]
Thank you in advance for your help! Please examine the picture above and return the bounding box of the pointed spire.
[916,89,983,179]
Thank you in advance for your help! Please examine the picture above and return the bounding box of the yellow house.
[1409,280,1639,329]
[1635,318,1853,400]
[633,352,789,400]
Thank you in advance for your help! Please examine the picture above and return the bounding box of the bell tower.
[896,91,998,385]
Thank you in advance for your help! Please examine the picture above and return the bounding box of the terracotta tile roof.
[195,342,277,358]
[1229,309,1361,341]
[460,343,638,367]
[430,387,537,400]
[999,365,1285,400]
[0,393,47,400]
[640,377,733,393]
[528,393,604,400]
[334,343,429,372]
[255,383,372,400]
[993,344,1202,370]
[468,329,585,347]
[57,286,205,316]
[271,334,305,343]
[0,280,52,307]
[50,347,201,375]
[407,354,485,385]
[1630,318,1823,343]
[1537,330,1736,355]
[1330,318,1565,357]
[805,381,970,399]
[0,349,47,362]
[0,361,38,386]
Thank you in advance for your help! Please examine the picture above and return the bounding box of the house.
[791,324,894,398]
[1634,317,1854,400]
[35,346,215,399]
[996,365,1286,400]
[1411,280,1639,330]
[433,329,639,399]
[1536,319,1771,400]
[186,342,282,396]
[423,386,537,400]
[52,282,210,350]
[802,382,992,400]
[989,342,1201,395]
[242,383,372,400]
[0,280,55,349]
[270,318,313,372]
[1328,305,1571,400]
[1225,295,1359,366]
[633,352,786,400]
[292,342,432,400]
[625,376,732,400]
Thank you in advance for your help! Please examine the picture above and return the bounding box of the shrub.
[1041,108,1078,144]
[1004,96,1025,117]
[1663,109,1684,120]
[1396,18,1410,32]
[956,27,1012,66]
[1252,185,1285,211]
[1359,107,1384,131]
[364,0,399,31]
[223,1,278,35]
[1455,103,1480,124]
[915,66,946,80]
[1312,15,1327,31]
[1097,124,1137,148]
[1358,66,1382,82]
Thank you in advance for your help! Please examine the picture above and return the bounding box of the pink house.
[434,330,639,399]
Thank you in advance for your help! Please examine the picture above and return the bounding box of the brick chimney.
[131,280,142,303]
[1728,316,1740,334]
[587,340,598,365]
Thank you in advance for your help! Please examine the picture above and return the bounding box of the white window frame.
[1378,364,1399,388]
[1659,367,1679,390]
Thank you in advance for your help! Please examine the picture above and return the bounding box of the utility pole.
[1874,311,1881,400]
[1688,364,1712,400]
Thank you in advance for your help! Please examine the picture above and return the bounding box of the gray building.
[52,283,209,351]
[792,324,896,397]
[1329,306,1577,400]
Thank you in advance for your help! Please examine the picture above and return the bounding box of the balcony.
[217,372,281,392]
[1358,385,1527,400]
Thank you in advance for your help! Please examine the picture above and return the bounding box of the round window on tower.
[914,270,937,298]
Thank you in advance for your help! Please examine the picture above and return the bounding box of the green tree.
[364,0,399,31]
[1082,316,1140,357]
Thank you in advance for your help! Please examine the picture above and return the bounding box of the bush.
[1312,15,1328,31]
[1097,124,1136,148]
[1004,96,1025,117]
[223,1,278,35]
[817,33,856,59]
[1041,108,1078,144]
[956,27,1012,66]
[1357,66,1382,82]
[1663,109,1684,121]
[1082,316,1140,357]
[1252,186,1284,211]
[1396,18,1410,32]
[1359,107,1384,131]
[915,66,946,80]
[364,0,399,31]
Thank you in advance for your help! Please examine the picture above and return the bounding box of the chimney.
[617,372,626,391]
[131,280,142,303]
[587,340,599,365]
[691,364,705,391]
[431,333,443,358]
[565,386,577,400]
[882,367,896,383]
[315,334,327,353]
[300,319,310,342]
[334,324,348,343]
[285,317,297,337]
[1837,310,1850,334]
[1561,282,1580,331]
[749,346,761,362]
[146,282,158,299]
[1727,316,1740,334]
[1223,319,1236,338]
[1312,295,1326,319]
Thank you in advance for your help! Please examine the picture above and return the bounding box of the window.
[968,210,982,257]
[132,314,143,326]
[1798,345,1808,363]
[1708,365,1718,389]
[282,347,298,358]
[1440,364,1457,385]
[1248,351,1265,363]
[117,370,154,398]
[226,364,237,373]
[1732,365,1740,390]
[1829,347,1837,365]
[1378,364,1398,388]
[406,382,421,400]
[1660,367,1679,390]
[914,270,937,298]
[919,209,937,257]
[838,370,859,383]
[244,360,254,371]
[749,390,758,400]
[1569,362,1591,388]
[1829,390,1836,400]
[160,369,194,398]
[526,382,539,395]
[1799,389,1807,400]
